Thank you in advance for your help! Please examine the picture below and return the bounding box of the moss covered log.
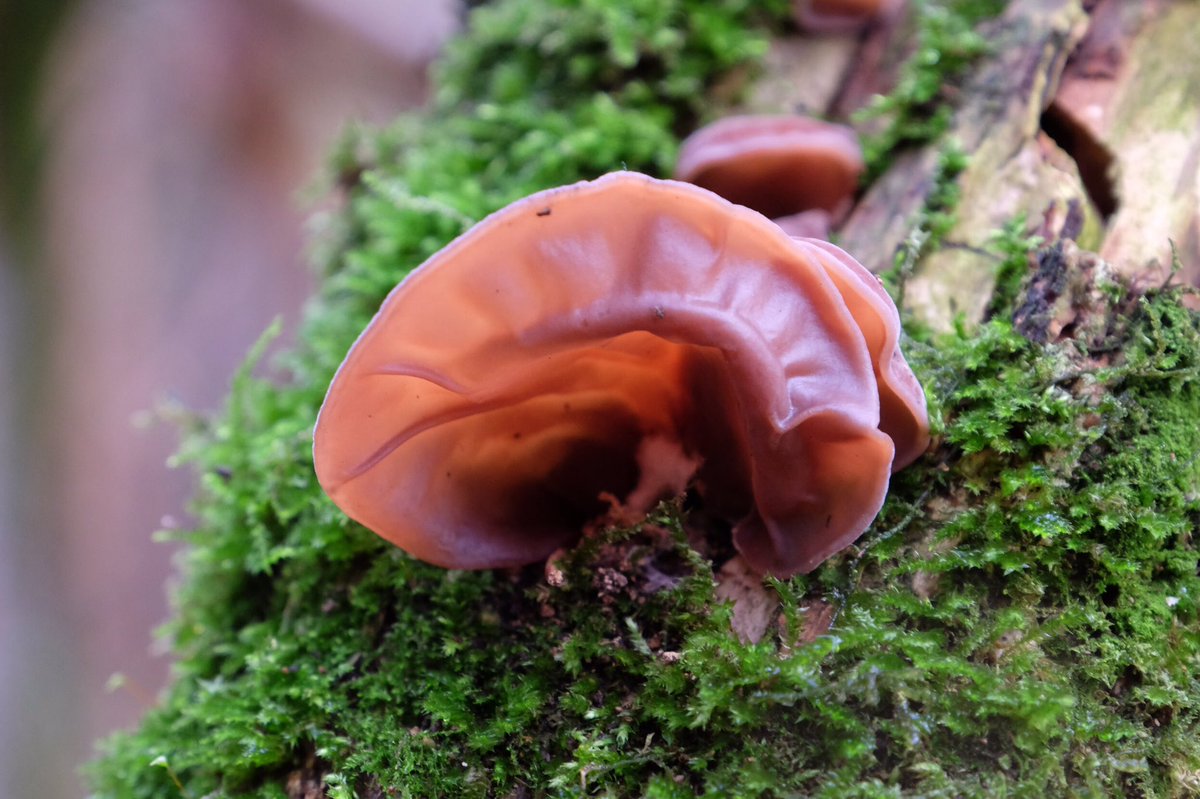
[89,1,1200,796]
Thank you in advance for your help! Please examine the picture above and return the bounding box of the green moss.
[89,1,1199,797]
[434,0,790,122]
[982,216,1044,320]
[858,0,1006,181]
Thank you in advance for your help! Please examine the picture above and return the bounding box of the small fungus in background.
[674,115,863,234]
[313,172,928,578]
[793,0,899,33]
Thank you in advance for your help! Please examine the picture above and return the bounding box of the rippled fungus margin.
[313,172,928,578]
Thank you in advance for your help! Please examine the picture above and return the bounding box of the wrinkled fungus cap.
[794,237,929,471]
[794,0,895,33]
[313,172,927,577]
[674,115,863,223]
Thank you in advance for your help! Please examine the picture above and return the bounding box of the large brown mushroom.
[313,172,927,577]
[674,115,864,229]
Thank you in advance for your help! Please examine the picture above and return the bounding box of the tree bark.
[751,0,1200,329]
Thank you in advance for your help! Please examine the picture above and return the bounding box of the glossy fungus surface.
[313,172,927,576]
[800,238,929,470]
[674,115,863,223]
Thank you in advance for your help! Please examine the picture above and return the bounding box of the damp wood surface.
[810,0,1200,330]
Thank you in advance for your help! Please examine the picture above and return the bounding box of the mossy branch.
[89,2,1200,798]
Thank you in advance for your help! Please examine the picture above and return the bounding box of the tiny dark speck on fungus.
[312,172,928,577]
